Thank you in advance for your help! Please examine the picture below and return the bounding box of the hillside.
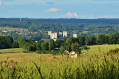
[1,18,119,24]
[0,19,119,40]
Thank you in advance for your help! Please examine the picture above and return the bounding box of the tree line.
[0,36,19,49]
[1,33,119,54]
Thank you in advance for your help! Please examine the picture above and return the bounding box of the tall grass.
[0,53,119,79]
[0,45,119,79]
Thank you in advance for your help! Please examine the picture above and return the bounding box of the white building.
[73,34,77,38]
[63,31,67,38]
[48,31,52,35]
[50,32,57,39]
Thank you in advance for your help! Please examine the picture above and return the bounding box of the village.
[0,28,78,42]
[1,29,38,36]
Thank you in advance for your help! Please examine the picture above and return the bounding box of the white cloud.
[66,12,78,17]
[74,12,78,17]
[0,0,2,6]
[66,12,73,17]
[47,8,59,12]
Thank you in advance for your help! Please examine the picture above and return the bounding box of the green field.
[0,48,26,53]
[82,44,119,55]
[0,45,119,79]
[1,44,118,54]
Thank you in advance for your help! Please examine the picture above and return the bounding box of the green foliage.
[36,40,44,50]
[78,36,86,46]
[16,38,36,51]
[36,42,41,50]
[26,44,36,52]
[108,33,119,44]
[88,35,96,45]
[48,40,54,50]
[96,34,108,45]
[16,38,26,48]
[41,42,49,50]
[0,36,14,49]
[60,46,65,53]
[2,32,119,54]
[55,40,64,47]
[12,42,19,48]
[82,45,90,50]
[71,42,80,52]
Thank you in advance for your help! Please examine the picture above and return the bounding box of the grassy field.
[82,44,119,55]
[0,48,26,53]
[0,45,119,79]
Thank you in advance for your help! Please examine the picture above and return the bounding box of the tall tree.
[96,34,108,45]
[78,36,86,46]
[41,42,49,50]
[49,40,54,50]
[0,36,14,49]
[71,42,80,52]
[88,36,96,45]
[16,38,26,48]
[108,33,119,44]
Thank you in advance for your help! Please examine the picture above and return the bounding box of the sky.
[0,0,119,19]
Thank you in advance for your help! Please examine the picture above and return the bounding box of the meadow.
[0,45,119,79]
[0,48,26,53]
[82,44,119,55]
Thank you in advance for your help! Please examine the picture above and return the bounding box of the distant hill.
[0,18,119,24]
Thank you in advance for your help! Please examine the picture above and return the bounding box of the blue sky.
[0,0,119,19]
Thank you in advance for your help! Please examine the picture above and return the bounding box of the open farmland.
[0,45,119,78]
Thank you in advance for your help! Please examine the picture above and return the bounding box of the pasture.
[0,45,119,79]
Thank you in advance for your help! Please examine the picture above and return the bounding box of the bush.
[26,45,36,52]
